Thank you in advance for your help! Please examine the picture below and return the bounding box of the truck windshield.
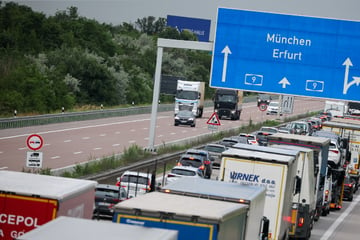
[217,94,236,102]
[176,90,198,100]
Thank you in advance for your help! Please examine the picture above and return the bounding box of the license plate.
[99,202,111,206]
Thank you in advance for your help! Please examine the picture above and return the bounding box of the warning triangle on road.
[207,112,221,126]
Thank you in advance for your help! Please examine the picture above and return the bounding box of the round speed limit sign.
[259,103,268,111]
[26,134,44,151]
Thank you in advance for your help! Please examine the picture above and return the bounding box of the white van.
[116,171,153,198]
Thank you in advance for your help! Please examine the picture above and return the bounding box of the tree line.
[0,1,212,116]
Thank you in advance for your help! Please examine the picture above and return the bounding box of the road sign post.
[210,8,360,102]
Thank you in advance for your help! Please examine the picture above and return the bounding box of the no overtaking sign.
[26,134,44,151]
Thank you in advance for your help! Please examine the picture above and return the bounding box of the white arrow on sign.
[343,57,360,94]
[278,77,290,88]
[221,45,231,82]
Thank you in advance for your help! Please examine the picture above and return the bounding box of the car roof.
[122,171,153,178]
[96,184,120,191]
[171,165,200,171]
[186,148,208,154]
[180,153,205,160]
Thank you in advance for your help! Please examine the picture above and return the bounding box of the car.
[317,111,333,121]
[218,136,249,147]
[93,184,127,219]
[343,175,356,201]
[312,130,345,167]
[174,110,196,127]
[308,117,323,130]
[116,171,153,198]
[238,133,259,145]
[165,166,205,185]
[287,121,312,135]
[177,154,212,179]
[185,148,213,178]
[257,94,272,107]
[203,143,228,169]
[259,126,279,134]
[266,101,282,115]
[328,139,343,167]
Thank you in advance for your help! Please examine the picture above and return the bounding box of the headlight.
[175,116,180,120]
[189,118,194,121]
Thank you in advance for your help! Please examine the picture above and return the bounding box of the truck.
[18,216,178,240]
[0,170,97,240]
[213,88,243,120]
[219,147,300,240]
[232,143,316,239]
[114,191,253,240]
[161,177,269,240]
[174,80,205,118]
[267,133,333,218]
[324,100,348,118]
[322,119,360,190]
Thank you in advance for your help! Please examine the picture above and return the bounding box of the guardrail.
[0,97,258,129]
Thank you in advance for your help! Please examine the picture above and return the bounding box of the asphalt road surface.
[0,97,324,172]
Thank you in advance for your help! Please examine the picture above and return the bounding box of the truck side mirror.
[294,176,302,195]
[260,216,269,240]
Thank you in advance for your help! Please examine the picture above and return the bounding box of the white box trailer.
[113,191,249,240]
[161,177,268,240]
[267,133,331,218]
[219,148,299,240]
[17,216,178,240]
[231,143,316,239]
[0,170,97,240]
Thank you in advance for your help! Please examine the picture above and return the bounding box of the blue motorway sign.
[167,15,211,42]
[210,8,360,102]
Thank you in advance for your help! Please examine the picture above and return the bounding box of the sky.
[7,0,360,40]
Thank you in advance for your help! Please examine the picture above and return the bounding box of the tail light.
[199,165,205,170]
[325,190,329,201]
[330,150,339,154]
[120,185,128,188]
[167,174,176,178]
[177,162,182,166]
[298,217,305,227]
[204,160,211,165]
[344,183,353,188]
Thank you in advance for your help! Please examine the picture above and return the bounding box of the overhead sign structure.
[210,8,360,102]
[26,134,44,151]
[207,112,221,126]
[167,15,211,42]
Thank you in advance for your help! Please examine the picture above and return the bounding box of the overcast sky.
[8,0,360,40]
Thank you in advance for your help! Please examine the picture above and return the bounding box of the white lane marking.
[129,140,136,144]
[18,147,27,150]
[115,131,121,134]
[320,194,360,240]
[99,134,106,137]
[170,132,176,135]
[158,135,164,137]
[130,129,135,132]
[112,144,120,147]
[93,147,102,150]
[82,137,90,140]
[64,140,72,143]
[0,116,169,140]
[144,137,149,140]
[51,156,60,159]
[44,143,50,146]
[74,151,82,155]
[0,151,3,154]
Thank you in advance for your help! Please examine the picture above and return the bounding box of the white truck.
[18,216,178,240]
[232,143,316,239]
[114,191,254,240]
[219,148,300,240]
[161,177,269,240]
[174,80,205,118]
[267,133,331,219]
[324,100,348,117]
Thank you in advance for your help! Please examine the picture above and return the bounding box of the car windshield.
[121,175,149,185]
[95,188,119,198]
[204,145,225,153]
[180,158,202,167]
[260,127,278,133]
[171,168,196,176]
[269,102,279,107]
[178,111,193,117]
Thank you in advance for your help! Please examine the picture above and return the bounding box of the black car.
[174,110,196,127]
[93,184,127,219]
[177,154,212,179]
[218,136,249,147]
[343,175,355,201]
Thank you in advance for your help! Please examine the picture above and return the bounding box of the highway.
[0,97,323,172]
[2,97,360,239]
